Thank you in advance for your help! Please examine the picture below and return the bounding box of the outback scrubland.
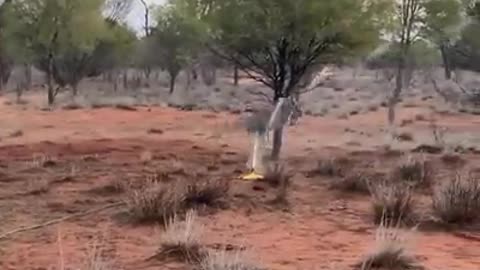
[1,0,480,270]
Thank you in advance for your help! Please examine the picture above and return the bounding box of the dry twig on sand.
[0,201,124,241]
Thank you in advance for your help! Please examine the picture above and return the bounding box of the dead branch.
[0,201,125,241]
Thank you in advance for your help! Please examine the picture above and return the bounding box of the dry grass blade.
[432,173,480,225]
[157,210,205,263]
[357,223,422,270]
[82,236,114,270]
[264,164,292,206]
[200,249,264,270]
[125,180,182,223]
[369,181,415,225]
[392,155,432,188]
[330,171,373,194]
[125,177,228,223]
[184,179,229,209]
[307,157,350,178]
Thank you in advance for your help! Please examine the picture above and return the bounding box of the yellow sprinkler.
[241,97,289,181]
[241,131,268,180]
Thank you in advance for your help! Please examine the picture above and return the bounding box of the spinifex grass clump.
[357,222,423,270]
[432,173,480,225]
[126,178,229,223]
[369,180,415,225]
[157,210,205,262]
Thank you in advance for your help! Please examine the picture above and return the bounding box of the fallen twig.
[0,201,125,241]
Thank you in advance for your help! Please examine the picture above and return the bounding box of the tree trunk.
[47,54,55,106]
[440,43,452,80]
[270,94,284,160]
[388,58,405,138]
[123,69,128,90]
[201,66,216,86]
[169,73,177,94]
[271,127,284,161]
[144,67,151,80]
[24,63,31,90]
[15,84,22,103]
[233,65,239,86]
[192,68,198,80]
[72,83,78,96]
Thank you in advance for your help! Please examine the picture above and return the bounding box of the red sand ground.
[0,97,480,270]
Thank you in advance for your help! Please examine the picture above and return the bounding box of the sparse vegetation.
[81,237,115,270]
[8,129,23,138]
[392,155,432,188]
[125,180,182,223]
[139,150,153,163]
[199,249,263,270]
[126,178,228,223]
[157,210,205,262]
[0,0,478,268]
[369,181,415,225]
[357,224,422,270]
[432,173,480,225]
[440,153,465,166]
[396,132,414,142]
[264,165,292,206]
[331,171,372,194]
[184,179,229,210]
[308,157,350,178]
[26,178,49,195]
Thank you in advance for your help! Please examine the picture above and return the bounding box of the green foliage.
[149,3,204,92]
[91,20,137,74]
[1,0,132,96]
[175,0,386,98]
[3,0,107,63]
[367,40,440,69]
[423,0,466,43]
[449,1,480,72]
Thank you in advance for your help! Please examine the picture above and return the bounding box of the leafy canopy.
[3,0,107,63]
[175,0,388,98]
[151,3,204,76]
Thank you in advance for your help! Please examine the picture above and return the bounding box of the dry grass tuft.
[140,150,153,163]
[184,179,229,209]
[126,180,182,223]
[432,173,480,225]
[357,224,422,270]
[199,249,263,270]
[126,178,229,223]
[308,157,350,178]
[157,210,205,262]
[396,132,414,142]
[440,153,465,166]
[8,129,24,138]
[331,171,372,194]
[78,234,115,270]
[392,155,432,188]
[263,164,292,206]
[26,178,49,195]
[369,181,415,225]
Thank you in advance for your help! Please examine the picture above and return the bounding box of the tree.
[139,0,151,36]
[423,0,467,79]
[176,0,386,160]
[88,19,137,87]
[104,0,133,23]
[0,0,13,91]
[383,0,466,138]
[448,1,480,73]
[151,4,203,94]
[366,39,440,84]
[3,0,108,104]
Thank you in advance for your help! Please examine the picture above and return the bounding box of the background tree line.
[0,0,480,158]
